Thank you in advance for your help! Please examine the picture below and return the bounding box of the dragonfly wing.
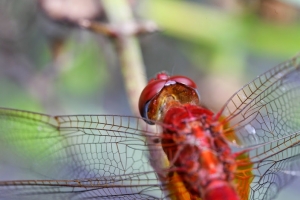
[235,132,300,200]
[217,54,300,200]
[0,108,167,199]
[219,54,300,147]
[252,150,300,200]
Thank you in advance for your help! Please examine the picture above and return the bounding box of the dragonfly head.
[139,72,201,124]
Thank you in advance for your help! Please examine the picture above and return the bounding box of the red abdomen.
[204,181,240,200]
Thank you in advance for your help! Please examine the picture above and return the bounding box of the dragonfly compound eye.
[139,73,170,124]
[139,72,200,124]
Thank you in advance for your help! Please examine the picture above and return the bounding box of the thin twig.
[101,0,147,117]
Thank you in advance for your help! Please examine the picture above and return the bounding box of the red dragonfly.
[0,54,300,200]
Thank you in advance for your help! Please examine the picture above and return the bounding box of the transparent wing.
[219,53,300,147]
[0,108,170,200]
[217,54,300,200]
[250,141,300,200]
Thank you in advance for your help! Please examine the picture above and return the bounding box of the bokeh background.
[0,0,299,199]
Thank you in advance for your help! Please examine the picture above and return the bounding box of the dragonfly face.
[139,72,200,123]
[0,54,300,200]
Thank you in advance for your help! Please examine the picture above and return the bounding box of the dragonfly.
[0,54,300,200]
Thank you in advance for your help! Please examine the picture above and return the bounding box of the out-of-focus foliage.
[1,0,299,114]
[145,0,300,56]
[0,0,112,114]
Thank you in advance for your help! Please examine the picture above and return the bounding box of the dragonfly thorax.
[161,104,238,199]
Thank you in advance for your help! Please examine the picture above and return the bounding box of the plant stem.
[101,0,147,116]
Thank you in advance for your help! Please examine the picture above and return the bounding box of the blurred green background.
[0,0,299,199]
